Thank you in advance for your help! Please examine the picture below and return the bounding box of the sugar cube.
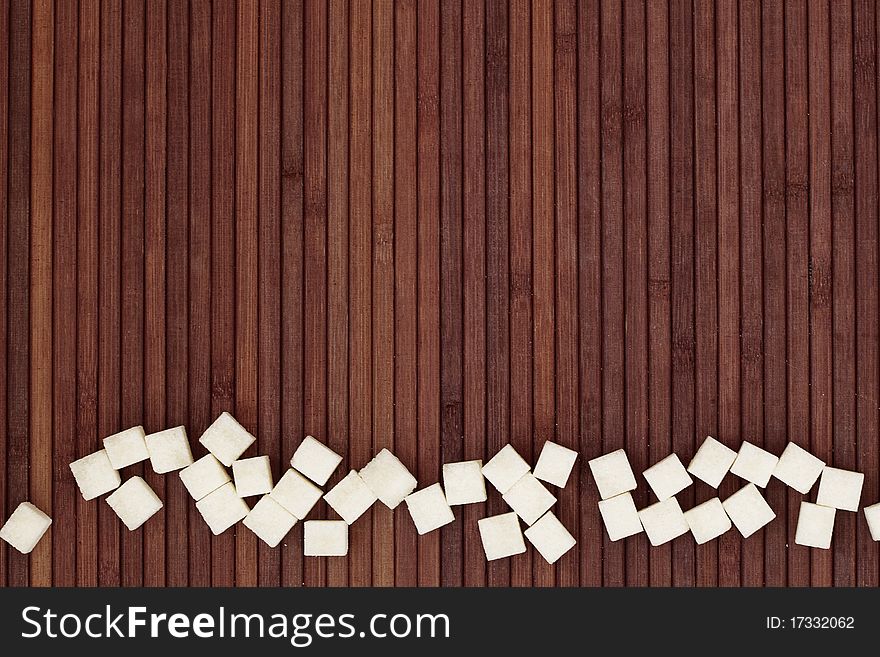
[683,497,731,544]
[102,426,149,469]
[864,502,880,541]
[195,482,250,535]
[199,412,256,467]
[795,501,835,549]
[323,470,377,524]
[290,435,343,486]
[105,476,163,531]
[481,444,531,494]
[270,468,323,520]
[533,441,578,488]
[232,455,274,497]
[816,467,864,512]
[524,511,576,564]
[178,453,232,501]
[772,442,825,494]
[588,449,637,500]
[145,426,194,474]
[304,520,348,556]
[478,512,527,561]
[687,435,737,488]
[643,453,693,501]
[405,483,455,535]
[729,441,778,488]
[723,483,775,538]
[69,450,121,501]
[638,497,689,546]
[442,460,487,505]
[243,495,297,548]
[502,473,557,525]
[0,502,52,554]
[359,449,418,509]
[598,492,643,541]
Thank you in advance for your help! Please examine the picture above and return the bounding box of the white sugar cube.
[195,482,250,535]
[684,497,731,544]
[105,476,163,531]
[637,497,689,546]
[270,468,323,519]
[145,426,194,474]
[772,442,825,494]
[481,444,531,494]
[864,502,880,541]
[405,483,455,535]
[524,510,576,564]
[178,453,232,501]
[588,449,637,500]
[304,520,348,556]
[102,426,149,469]
[199,412,256,467]
[442,460,487,505]
[643,453,693,501]
[0,502,52,554]
[687,435,737,488]
[69,450,121,501]
[502,473,557,525]
[290,435,343,486]
[598,492,643,541]
[533,441,578,488]
[816,467,864,512]
[232,455,274,497]
[729,441,778,488]
[795,501,835,549]
[323,470,377,524]
[359,449,418,509]
[243,495,297,548]
[723,483,775,538]
[478,512,526,561]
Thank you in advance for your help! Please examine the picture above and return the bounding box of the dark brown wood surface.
[2,0,879,587]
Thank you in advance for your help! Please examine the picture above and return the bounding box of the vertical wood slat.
[235,0,259,588]
[393,0,419,589]
[372,0,395,589]
[304,0,328,589]
[348,0,373,588]
[30,0,53,589]
[577,0,603,588]
[97,0,121,587]
[509,0,534,590]
[485,0,510,589]
[693,0,718,588]
[807,0,834,589]
[165,0,189,587]
[324,0,346,588]
[188,0,213,588]
[416,0,440,588]
[622,0,648,588]
[120,0,145,589]
[210,0,235,588]
[645,0,671,588]
[461,0,487,589]
[144,0,167,588]
[830,0,857,588]
[0,0,9,592]
[530,0,552,589]
[52,0,77,588]
[258,0,282,588]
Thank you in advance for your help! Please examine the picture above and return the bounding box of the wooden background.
[2,0,880,587]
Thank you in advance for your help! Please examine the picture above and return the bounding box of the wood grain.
[1,0,878,588]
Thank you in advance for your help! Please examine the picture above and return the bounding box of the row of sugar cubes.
[593,437,880,549]
[0,409,578,565]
